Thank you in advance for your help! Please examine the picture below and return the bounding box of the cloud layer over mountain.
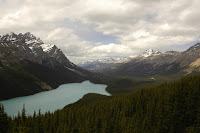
[0,0,200,63]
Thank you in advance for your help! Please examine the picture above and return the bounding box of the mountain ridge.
[109,42,200,77]
[79,42,200,78]
[79,48,181,71]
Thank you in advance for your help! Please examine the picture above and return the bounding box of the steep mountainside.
[111,51,181,76]
[0,32,92,100]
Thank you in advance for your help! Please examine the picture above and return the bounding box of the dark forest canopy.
[1,74,200,133]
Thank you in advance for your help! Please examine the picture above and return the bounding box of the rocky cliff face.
[0,32,76,69]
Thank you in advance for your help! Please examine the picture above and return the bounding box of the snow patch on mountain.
[80,57,131,65]
[185,43,200,55]
[41,44,55,52]
[0,32,75,69]
[140,49,161,57]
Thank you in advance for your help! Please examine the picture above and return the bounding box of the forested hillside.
[1,74,200,133]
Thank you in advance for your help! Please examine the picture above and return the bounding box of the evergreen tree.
[22,104,26,124]
[0,104,9,133]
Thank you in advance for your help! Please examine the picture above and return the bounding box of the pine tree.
[0,104,9,133]
[21,104,26,124]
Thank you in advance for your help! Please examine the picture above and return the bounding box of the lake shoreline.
[0,81,110,117]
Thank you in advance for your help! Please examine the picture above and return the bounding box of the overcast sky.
[0,0,200,63]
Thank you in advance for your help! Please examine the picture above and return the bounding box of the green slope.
[0,63,43,100]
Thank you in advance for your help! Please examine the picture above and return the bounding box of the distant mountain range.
[79,43,200,77]
[0,32,93,100]
[78,49,179,71]
[78,57,131,70]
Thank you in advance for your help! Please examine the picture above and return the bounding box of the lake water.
[0,81,110,117]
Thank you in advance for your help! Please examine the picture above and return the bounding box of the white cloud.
[161,24,170,30]
[88,43,134,56]
[44,27,92,57]
[69,43,134,63]
[0,0,200,63]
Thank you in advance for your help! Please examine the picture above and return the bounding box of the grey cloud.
[0,0,200,63]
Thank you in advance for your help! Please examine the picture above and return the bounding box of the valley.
[1,33,200,100]
[1,73,200,133]
[0,32,200,133]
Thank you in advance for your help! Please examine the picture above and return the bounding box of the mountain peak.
[24,32,36,39]
[140,49,161,57]
[145,48,154,52]
[6,32,16,36]
[186,42,200,53]
[0,32,43,45]
[0,32,74,69]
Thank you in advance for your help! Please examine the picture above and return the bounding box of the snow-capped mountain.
[0,32,74,69]
[97,42,200,77]
[78,57,131,70]
[79,44,200,76]
[78,49,163,71]
[184,43,200,56]
[88,57,130,64]
[139,49,161,57]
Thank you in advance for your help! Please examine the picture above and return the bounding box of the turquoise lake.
[0,81,110,116]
